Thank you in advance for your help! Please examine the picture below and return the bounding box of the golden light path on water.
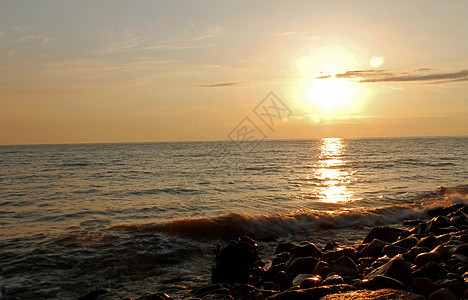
[314,138,353,203]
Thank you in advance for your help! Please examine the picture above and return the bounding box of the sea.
[1,137,467,299]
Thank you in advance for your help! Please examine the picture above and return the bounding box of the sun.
[307,78,356,111]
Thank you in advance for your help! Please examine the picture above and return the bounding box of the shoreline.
[78,201,468,300]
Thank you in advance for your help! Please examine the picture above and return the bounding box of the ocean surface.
[1,137,467,299]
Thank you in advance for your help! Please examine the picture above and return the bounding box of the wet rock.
[366,256,411,284]
[404,247,431,262]
[286,257,318,275]
[415,235,439,250]
[264,263,285,281]
[414,252,442,266]
[289,242,322,260]
[194,285,229,297]
[328,256,359,278]
[410,277,436,296]
[431,244,451,260]
[361,239,390,257]
[275,243,295,255]
[322,274,344,285]
[136,293,173,300]
[411,262,446,280]
[434,279,466,298]
[299,276,322,289]
[321,288,425,300]
[231,284,258,300]
[271,252,289,266]
[323,242,339,251]
[212,236,262,284]
[202,295,233,300]
[363,226,408,243]
[393,236,418,249]
[321,248,355,262]
[265,284,356,300]
[403,219,424,226]
[454,243,468,256]
[427,203,466,218]
[314,260,330,277]
[78,289,110,300]
[382,244,407,257]
[291,274,313,287]
[428,288,457,300]
[364,275,405,290]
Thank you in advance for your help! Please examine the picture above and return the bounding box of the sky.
[0,0,467,145]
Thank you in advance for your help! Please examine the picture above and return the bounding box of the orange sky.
[0,1,467,145]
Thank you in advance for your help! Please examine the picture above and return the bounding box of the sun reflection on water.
[314,138,353,203]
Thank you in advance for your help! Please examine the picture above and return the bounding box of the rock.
[363,227,408,243]
[454,243,468,256]
[366,256,411,284]
[364,275,405,290]
[403,219,424,226]
[415,236,439,250]
[428,288,457,300]
[321,288,425,300]
[264,263,285,281]
[265,284,356,300]
[410,277,436,296]
[275,243,295,254]
[299,276,322,289]
[411,262,446,280]
[427,203,466,218]
[414,252,442,266]
[78,289,110,300]
[382,244,407,257]
[289,242,322,260]
[231,284,258,300]
[434,279,466,298]
[314,260,331,277]
[361,239,390,257]
[272,252,289,266]
[328,256,359,278]
[286,257,318,275]
[404,247,431,262]
[194,285,229,297]
[393,236,418,249]
[136,293,173,300]
[291,274,313,287]
[273,271,289,289]
[322,274,344,285]
[321,248,355,262]
[323,242,339,251]
[431,245,451,260]
[212,236,262,284]
[202,295,233,300]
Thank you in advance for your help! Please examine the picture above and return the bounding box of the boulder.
[363,227,408,243]
[289,242,322,260]
[428,288,457,300]
[393,236,418,249]
[212,236,262,284]
[136,293,173,300]
[415,236,439,250]
[275,243,295,254]
[361,239,390,257]
[382,245,407,258]
[454,243,468,256]
[411,262,446,280]
[410,277,436,296]
[366,256,411,284]
[322,248,355,262]
[328,256,359,278]
[404,247,431,262]
[286,257,318,275]
[322,274,344,285]
[414,252,442,266]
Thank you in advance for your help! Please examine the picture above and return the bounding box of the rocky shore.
[80,202,468,300]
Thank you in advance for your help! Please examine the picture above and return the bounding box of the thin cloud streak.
[315,69,468,84]
[199,82,241,88]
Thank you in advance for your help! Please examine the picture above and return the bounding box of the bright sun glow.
[307,78,356,111]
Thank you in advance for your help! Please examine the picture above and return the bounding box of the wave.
[113,185,468,240]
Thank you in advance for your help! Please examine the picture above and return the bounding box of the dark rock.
[202,295,233,300]
[264,263,286,281]
[364,275,405,290]
[415,235,439,250]
[431,245,451,260]
[136,293,173,300]
[322,274,344,285]
[322,248,355,262]
[275,243,295,254]
[434,279,466,298]
[320,288,425,300]
[194,285,227,297]
[299,276,322,289]
[212,236,261,284]
[264,284,356,300]
[286,257,318,275]
[328,256,359,278]
[428,288,457,300]
[361,239,390,257]
[411,277,436,296]
[323,242,339,251]
[411,262,446,280]
[454,243,468,256]
[78,289,109,300]
[363,227,408,243]
[231,284,258,300]
[427,203,466,218]
[450,215,468,228]
[382,244,407,257]
[414,252,442,266]
[272,252,289,266]
[404,247,431,262]
[289,242,322,260]
[291,274,313,287]
[393,236,418,249]
[403,219,424,226]
[366,256,411,284]
[314,260,329,277]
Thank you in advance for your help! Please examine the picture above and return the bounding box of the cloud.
[199,82,241,88]
[314,69,468,84]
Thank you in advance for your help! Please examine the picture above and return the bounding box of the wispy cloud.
[314,69,468,84]
[199,82,241,88]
